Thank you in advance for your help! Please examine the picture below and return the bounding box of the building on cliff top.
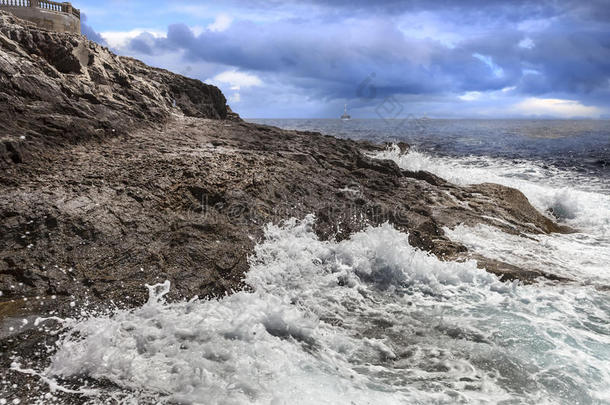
[0,0,80,34]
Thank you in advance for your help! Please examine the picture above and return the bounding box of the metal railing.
[0,0,80,19]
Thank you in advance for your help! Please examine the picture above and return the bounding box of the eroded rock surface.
[0,11,228,167]
[0,12,577,402]
[0,114,574,309]
[0,9,575,314]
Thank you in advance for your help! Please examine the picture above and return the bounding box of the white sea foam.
[43,217,610,404]
[445,224,610,284]
[374,145,610,283]
[373,145,610,234]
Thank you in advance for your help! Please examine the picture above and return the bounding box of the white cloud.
[459,91,482,101]
[207,14,233,32]
[397,12,463,48]
[522,68,541,75]
[518,37,535,49]
[101,29,166,49]
[458,86,516,104]
[473,53,504,78]
[190,25,205,36]
[512,98,602,118]
[211,70,263,89]
[101,23,211,50]
[209,70,263,105]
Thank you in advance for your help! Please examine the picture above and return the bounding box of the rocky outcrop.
[0,9,578,310]
[0,12,581,401]
[0,11,228,167]
[0,115,575,311]
[0,10,576,311]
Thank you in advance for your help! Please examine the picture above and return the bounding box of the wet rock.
[402,170,447,186]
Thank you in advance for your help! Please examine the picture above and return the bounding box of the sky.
[78,0,610,119]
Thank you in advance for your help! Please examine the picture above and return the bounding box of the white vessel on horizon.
[341,104,351,120]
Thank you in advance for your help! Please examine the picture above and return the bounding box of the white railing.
[0,0,80,18]
[0,1,33,6]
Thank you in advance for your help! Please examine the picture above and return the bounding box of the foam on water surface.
[42,217,610,404]
[445,224,610,284]
[374,145,610,284]
[11,130,608,404]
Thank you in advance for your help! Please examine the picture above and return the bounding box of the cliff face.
[0,11,228,166]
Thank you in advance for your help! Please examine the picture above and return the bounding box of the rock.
[402,170,447,186]
[355,154,402,176]
[0,12,582,401]
[396,141,410,154]
[467,183,574,234]
[0,11,229,167]
[0,9,577,308]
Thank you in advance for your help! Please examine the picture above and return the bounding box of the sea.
[14,119,610,404]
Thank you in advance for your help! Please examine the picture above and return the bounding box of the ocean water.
[9,120,610,404]
[252,119,610,284]
[252,119,610,190]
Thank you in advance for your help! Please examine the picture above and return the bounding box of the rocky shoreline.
[0,11,576,403]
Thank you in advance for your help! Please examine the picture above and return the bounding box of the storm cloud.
[86,0,610,117]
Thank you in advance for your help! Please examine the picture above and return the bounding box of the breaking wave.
[374,145,610,284]
[37,217,610,404]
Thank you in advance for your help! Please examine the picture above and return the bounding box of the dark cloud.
[230,0,610,22]
[523,30,610,94]
[224,0,569,24]
[81,13,107,45]
[127,32,157,55]
[117,0,610,115]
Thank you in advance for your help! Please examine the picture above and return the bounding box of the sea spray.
[373,145,610,285]
[372,145,610,236]
[43,217,610,404]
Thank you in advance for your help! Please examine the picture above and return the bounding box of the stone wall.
[0,1,80,34]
